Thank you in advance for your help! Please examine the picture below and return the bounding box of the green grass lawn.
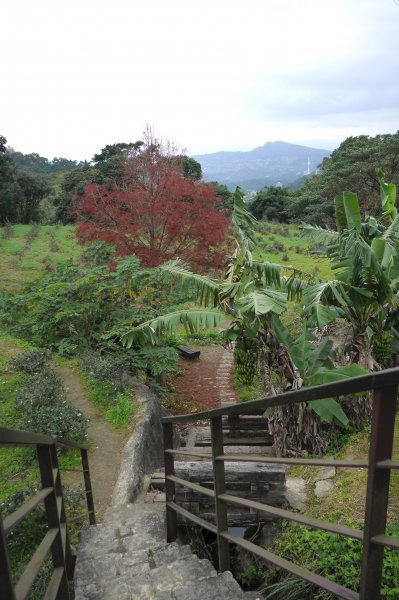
[254,222,334,281]
[0,224,82,291]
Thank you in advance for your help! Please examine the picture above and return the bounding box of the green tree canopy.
[290,132,399,226]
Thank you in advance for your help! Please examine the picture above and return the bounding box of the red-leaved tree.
[75,134,230,269]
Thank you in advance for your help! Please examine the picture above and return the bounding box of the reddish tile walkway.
[167,345,237,415]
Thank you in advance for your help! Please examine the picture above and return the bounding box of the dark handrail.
[0,427,95,600]
[162,366,399,423]
[162,368,399,600]
[0,426,88,449]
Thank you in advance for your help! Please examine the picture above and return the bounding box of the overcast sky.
[1,0,398,161]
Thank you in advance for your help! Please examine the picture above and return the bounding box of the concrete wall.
[112,378,167,506]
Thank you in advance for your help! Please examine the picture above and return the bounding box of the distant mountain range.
[193,141,331,192]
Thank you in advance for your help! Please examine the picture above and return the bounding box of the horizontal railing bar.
[376,460,399,470]
[167,502,218,534]
[3,488,53,534]
[67,513,87,523]
[54,436,87,450]
[166,475,215,498]
[0,427,55,447]
[43,567,64,600]
[162,367,399,423]
[221,531,359,600]
[216,455,369,468]
[165,449,214,459]
[219,494,363,541]
[0,427,88,449]
[60,467,84,473]
[371,534,399,550]
[15,528,58,600]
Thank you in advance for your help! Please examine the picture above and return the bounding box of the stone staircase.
[74,502,263,600]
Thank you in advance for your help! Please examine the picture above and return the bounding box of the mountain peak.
[193,141,330,191]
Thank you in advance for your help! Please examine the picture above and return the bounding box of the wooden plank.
[0,513,16,600]
[196,436,273,446]
[219,494,363,540]
[162,367,399,424]
[80,449,96,525]
[15,529,58,600]
[221,531,359,600]
[360,385,398,599]
[176,345,200,359]
[43,568,64,600]
[211,416,230,572]
[167,501,218,534]
[3,488,53,534]
[371,534,399,550]
[0,427,54,447]
[163,422,177,543]
[166,475,215,498]
[376,460,399,470]
[215,454,369,468]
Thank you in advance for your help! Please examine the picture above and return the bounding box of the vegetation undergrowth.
[261,416,399,598]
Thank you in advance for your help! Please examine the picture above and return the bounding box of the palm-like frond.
[121,308,229,347]
[303,280,351,326]
[248,259,281,286]
[381,213,399,247]
[301,223,338,244]
[231,187,257,246]
[159,259,219,307]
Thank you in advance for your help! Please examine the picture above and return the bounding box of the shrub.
[15,369,64,410]
[20,400,87,442]
[79,351,129,386]
[8,350,51,374]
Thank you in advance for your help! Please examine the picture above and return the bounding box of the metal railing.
[162,367,399,600]
[0,428,95,600]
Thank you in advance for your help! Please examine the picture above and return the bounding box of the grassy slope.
[254,222,334,281]
[0,224,81,291]
[0,333,38,501]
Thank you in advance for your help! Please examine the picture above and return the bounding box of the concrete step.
[75,502,264,599]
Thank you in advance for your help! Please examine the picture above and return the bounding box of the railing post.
[359,385,398,599]
[49,444,75,580]
[0,512,16,600]
[37,444,70,600]
[163,422,177,542]
[80,448,96,525]
[211,416,230,572]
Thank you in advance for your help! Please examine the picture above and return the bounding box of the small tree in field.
[75,131,230,269]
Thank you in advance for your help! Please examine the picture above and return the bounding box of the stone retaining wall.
[112,378,167,506]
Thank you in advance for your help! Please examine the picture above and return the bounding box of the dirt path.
[168,344,237,414]
[55,365,129,520]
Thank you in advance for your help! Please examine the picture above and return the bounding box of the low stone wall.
[112,378,167,506]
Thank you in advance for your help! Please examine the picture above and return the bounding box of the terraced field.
[0,224,81,290]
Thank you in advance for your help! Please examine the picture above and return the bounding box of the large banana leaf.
[343,191,361,233]
[309,363,367,425]
[303,281,349,326]
[377,167,397,221]
[236,289,287,321]
[158,259,219,307]
[121,308,229,347]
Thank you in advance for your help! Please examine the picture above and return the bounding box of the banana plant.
[270,317,366,425]
[120,188,302,348]
[301,169,399,367]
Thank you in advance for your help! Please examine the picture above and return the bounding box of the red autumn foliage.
[74,149,230,269]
